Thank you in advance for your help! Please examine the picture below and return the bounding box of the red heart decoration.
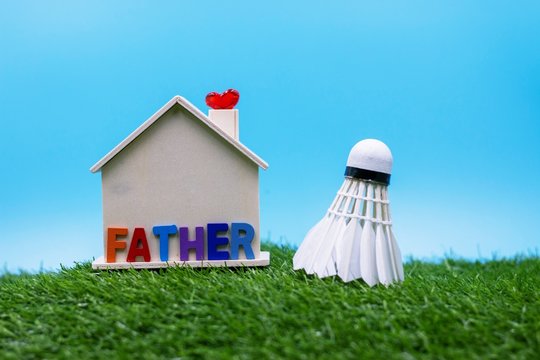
[205,89,240,109]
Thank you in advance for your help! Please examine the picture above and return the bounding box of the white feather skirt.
[293,178,404,286]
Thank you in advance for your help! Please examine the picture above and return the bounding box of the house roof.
[90,96,269,173]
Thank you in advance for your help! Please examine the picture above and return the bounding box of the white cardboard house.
[90,96,269,269]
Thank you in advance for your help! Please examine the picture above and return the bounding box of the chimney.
[208,109,239,140]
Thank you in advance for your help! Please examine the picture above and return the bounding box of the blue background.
[1,1,539,271]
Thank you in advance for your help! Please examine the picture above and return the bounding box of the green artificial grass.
[1,244,539,359]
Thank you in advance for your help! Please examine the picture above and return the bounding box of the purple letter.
[179,226,204,261]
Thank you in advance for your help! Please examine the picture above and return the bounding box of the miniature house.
[90,96,269,269]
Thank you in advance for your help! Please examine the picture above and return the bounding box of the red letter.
[127,228,151,262]
[107,227,128,263]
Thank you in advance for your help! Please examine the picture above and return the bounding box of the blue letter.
[153,225,177,261]
[207,223,229,260]
[230,223,255,260]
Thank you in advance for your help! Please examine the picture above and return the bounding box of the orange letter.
[107,227,128,263]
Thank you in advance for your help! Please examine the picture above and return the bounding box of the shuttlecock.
[293,139,404,286]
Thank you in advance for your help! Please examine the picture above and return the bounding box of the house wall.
[101,104,260,262]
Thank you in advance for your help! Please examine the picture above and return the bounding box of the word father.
[107,222,255,263]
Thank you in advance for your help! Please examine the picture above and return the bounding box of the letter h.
[179,227,204,261]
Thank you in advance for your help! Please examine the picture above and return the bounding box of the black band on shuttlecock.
[344,167,391,185]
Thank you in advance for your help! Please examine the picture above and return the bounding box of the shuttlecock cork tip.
[345,139,393,185]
